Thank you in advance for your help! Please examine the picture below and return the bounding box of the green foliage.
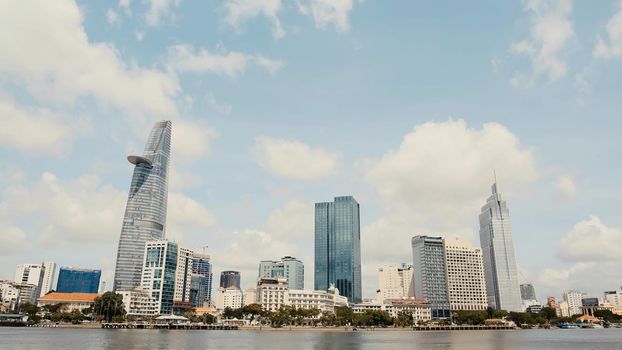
[353,310,393,327]
[394,311,414,327]
[594,310,622,323]
[203,313,217,324]
[92,292,126,322]
[453,311,487,325]
[539,307,557,320]
[335,306,354,326]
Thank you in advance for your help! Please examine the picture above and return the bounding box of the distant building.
[412,235,450,318]
[558,300,570,317]
[243,288,257,306]
[563,290,587,316]
[174,246,194,303]
[141,240,178,315]
[118,289,158,317]
[604,289,622,315]
[37,292,99,312]
[0,280,38,311]
[259,256,304,290]
[479,181,522,312]
[192,254,213,305]
[526,303,543,314]
[113,121,172,292]
[257,277,289,312]
[376,264,414,302]
[189,274,206,307]
[57,267,101,294]
[520,283,537,301]
[315,196,362,303]
[220,271,241,289]
[352,298,432,323]
[444,238,488,311]
[14,261,56,297]
[214,287,243,311]
[581,297,614,316]
[288,286,348,313]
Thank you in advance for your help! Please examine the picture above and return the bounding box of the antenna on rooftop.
[202,245,209,254]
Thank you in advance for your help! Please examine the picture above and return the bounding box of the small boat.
[558,323,580,329]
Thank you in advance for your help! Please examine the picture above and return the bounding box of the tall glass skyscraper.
[258,256,304,290]
[113,121,172,291]
[192,253,213,305]
[314,196,362,303]
[411,236,451,318]
[478,182,523,312]
[57,267,101,294]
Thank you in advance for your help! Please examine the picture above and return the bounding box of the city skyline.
[2,0,622,303]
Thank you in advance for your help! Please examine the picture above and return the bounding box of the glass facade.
[411,236,451,318]
[258,256,304,290]
[479,183,523,312]
[219,271,241,289]
[520,283,537,301]
[141,240,178,315]
[56,267,101,294]
[113,121,172,292]
[314,196,362,303]
[192,254,213,305]
[190,274,206,307]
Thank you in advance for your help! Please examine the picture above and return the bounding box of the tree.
[203,313,217,324]
[594,310,622,323]
[93,292,125,322]
[20,303,41,324]
[453,311,487,325]
[539,307,557,321]
[335,306,354,326]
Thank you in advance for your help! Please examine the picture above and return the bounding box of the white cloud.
[107,8,120,26]
[0,226,30,254]
[264,200,314,238]
[167,44,284,77]
[145,0,181,26]
[167,192,217,242]
[119,0,132,15]
[135,30,145,41]
[0,0,180,118]
[510,0,574,84]
[0,96,84,157]
[557,216,622,262]
[205,93,233,115]
[554,174,577,202]
[224,0,285,39]
[252,136,341,180]
[298,0,354,32]
[594,1,622,58]
[169,167,203,190]
[171,119,218,160]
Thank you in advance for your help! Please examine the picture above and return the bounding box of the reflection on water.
[0,328,620,350]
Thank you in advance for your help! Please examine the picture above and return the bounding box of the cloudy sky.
[1,0,622,302]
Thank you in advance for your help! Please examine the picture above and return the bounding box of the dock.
[101,323,239,330]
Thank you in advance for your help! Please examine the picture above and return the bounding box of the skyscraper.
[315,196,362,303]
[141,240,178,315]
[520,283,537,301]
[444,238,488,311]
[192,254,213,306]
[174,246,194,303]
[113,121,172,291]
[412,236,450,318]
[258,256,304,290]
[478,182,522,312]
[14,261,56,297]
[220,271,241,289]
[56,267,101,294]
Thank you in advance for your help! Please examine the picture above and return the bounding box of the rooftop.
[39,292,100,302]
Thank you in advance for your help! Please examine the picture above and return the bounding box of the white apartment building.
[377,264,414,302]
[141,240,178,315]
[558,300,570,317]
[243,288,257,306]
[444,238,488,311]
[563,290,587,316]
[256,277,289,312]
[118,289,159,317]
[215,287,243,311]
[288,286,348,313]
[604,289,622,315]
[174,246,194,303]
[353,298,432,323]
[14,262,56,297]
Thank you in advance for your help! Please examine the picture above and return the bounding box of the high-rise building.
[56,267,101,294]
[314,196,362,303]
[258,256,304,290]
[444,238,488,311]
[563,290,587,316]
[411,235,450,318]
[377,263,414,302]
[14,262,56,297]
[192,254,213,305]
[113,121,172,292]
[174,246,193,303]
[478,182,522,312]
[141,240,178,315]
[189,274,206,307]
[220,271,241,289]
[520,283,537,301]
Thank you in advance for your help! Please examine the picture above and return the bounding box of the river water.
[0,328,620,349]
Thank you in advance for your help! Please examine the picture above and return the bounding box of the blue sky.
[1,0,622,302]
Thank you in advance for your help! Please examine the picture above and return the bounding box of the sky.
[1,0,622,303]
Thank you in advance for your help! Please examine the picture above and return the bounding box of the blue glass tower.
[314,196,361,303]
[192,254,213,305]
[56,267,101,294]
[113,121,172,292]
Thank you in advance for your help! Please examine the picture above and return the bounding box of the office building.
[220,271,241,289]
[478,181,522,312]
[118,288,158,317]
[315,196,362,303]
[258,256,304,290]
[192,254,213,305]
[604,288,622,315]
[520,283,537,301]
[113,121,172,291]
[174,246,193,303]
[377,263,414,302]
[243,288,257,306]
[56,267,101,294]
[412,235,450,318]
[14,262,56,297]
[141,240,178,315]
[190,274,206,307]
[214,287,243,311]
[563,290,587,316]
[444,238,488,311]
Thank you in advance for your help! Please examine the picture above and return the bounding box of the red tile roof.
[39,292,100,302]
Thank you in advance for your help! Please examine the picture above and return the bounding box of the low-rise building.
[215,286,243,311]
[118,289,158,317]
[257,277,289,312]
[37,292,99,312]
[353,298,432,323]
[581,297,614,316]
[288,285,348,313]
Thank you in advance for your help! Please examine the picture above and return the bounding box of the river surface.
[1,328,621,349]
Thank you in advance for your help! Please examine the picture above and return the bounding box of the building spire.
[492,169,498,195]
